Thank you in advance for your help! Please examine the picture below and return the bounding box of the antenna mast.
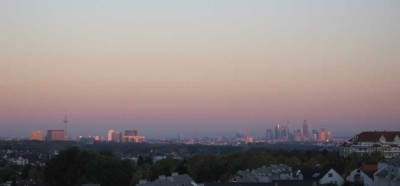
[63,115,68,140]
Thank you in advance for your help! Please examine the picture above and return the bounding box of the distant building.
[274,124,280,141]
[47,130,65,141]
[339,131,400,159]
[93,135,101,141]
[281,125,289,142]
[30,130,44,141]
[265,129,273,142]
[302,120,311,140]
[123,129,145,143]
[294,129,302,142]
[319,127,327,141]
[125,130,138,136]
[107,129,114,141]
[312,130,319,141]
[327,131,332,141]
[112,131,122,142]
[179,132,184,141]
[124,135,145,143]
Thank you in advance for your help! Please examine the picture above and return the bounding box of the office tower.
[30,130,44,141]
[93,135,101,141]
[124,130,138,136]
[112,131,122,142]
[327,131,332,141]
[294,129,302,142]
[47,130,65,141]
[179,132,184,141]
[302,120,311,140]
[123,130,145,142]
[274,124,280,140]
[281,125,289,141]
[312,129,319,141]
[319,127,327,141]
[265,129,273,141]
[107,129,114,141]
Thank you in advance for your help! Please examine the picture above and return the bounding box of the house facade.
[346,168,375,186]
[374,156,400,186]
[339,131,400,159]
[319,168,344,186]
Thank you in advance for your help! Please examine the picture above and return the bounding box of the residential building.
[346,163,377,186]
[136,173,198,186]
[339,131,400,159]
[231,164,303,183]
[205,180,316,186]
[304,168,344,186]
[8,157,29,166]
[374,156,400,186]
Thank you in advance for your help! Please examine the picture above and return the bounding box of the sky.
[1,0,399,138]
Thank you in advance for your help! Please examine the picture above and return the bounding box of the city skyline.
[1,1,399,138]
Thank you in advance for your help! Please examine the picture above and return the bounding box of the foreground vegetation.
[0,141,384,185]
[43,147,383,186]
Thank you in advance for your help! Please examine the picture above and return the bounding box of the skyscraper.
[302,120,311,140]
[179,132,184,141]
[274,124,280,141]
[265,129,273,142]
[112,131,122,142]
[107,129,114,141]
[319,127,327,141]
[281,125,289,141]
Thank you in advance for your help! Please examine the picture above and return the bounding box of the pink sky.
[0,1,399,138]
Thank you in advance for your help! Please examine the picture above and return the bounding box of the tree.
[45,147,134,186]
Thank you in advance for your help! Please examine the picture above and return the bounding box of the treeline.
[42,147,385,186]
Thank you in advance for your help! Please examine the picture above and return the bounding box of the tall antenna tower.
[63,115,68,140]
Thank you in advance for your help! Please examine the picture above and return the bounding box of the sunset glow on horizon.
[1,1,399,138]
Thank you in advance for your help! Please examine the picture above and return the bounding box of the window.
[328,173,333,177]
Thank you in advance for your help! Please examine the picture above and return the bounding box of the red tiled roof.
[352,131,400,142]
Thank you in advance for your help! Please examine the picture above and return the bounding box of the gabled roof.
[138,174,196,186]
[388,155,400,167]
[303,167,341,181]
[205,180,316,186]
[360,162,378,179]
[351,131,400,143]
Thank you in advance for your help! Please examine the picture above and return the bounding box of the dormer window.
[379,135,386,143]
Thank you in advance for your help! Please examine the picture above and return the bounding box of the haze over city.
[1,1,399,138]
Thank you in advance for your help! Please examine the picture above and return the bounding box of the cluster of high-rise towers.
[265,120,332,142]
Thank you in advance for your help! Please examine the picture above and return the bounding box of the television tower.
[63,115,68,140]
